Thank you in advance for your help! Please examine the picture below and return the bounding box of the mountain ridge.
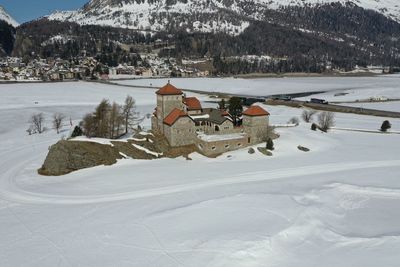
[0,6,19,28]
[47,0,400,35]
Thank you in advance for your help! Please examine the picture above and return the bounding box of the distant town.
[0,52,395,82]
[0,53,210,82]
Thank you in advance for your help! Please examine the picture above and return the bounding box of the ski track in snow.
[0,140,399,205]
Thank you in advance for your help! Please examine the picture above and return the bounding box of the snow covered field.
[1,80,400,266]
[115,75,400,97]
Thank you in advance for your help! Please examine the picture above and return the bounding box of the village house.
[151,83,270,156]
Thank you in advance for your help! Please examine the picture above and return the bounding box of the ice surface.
[116,75,400,97]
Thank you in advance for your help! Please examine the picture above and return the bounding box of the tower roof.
[184,97,202,110]
[242,106,270,116]
[163,108,187,126]
[156,83,183,95]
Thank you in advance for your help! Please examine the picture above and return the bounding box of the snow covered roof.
[197,133,246,142]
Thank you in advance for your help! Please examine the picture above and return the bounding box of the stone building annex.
[151,83,271,156]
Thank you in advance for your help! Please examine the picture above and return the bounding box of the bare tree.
[109,102,124,138]
[318,112,335,132]
[52,113,65,134]
[122,95,136,134]
[26,125,34,135]
[94,99,111,138]
[288,117,300,126]
[302,110,317,123]
[30,113,45,134]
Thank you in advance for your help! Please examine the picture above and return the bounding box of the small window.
[225,144,230,148]
[212,146,216,150]
[215,125,220,132]
[237,143,241,147]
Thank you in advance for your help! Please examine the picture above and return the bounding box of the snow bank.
[132,143,162,157]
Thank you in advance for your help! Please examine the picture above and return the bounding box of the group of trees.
[81,96,143,139]
[13,19,156,61]
[302,109,394,133]
[27,112,67,135]
[302,109,335,132]
[25,96,145,139]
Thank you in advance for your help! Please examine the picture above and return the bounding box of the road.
[266,99,400,118]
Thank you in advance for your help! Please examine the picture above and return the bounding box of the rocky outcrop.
[38,133,198,176]
[38,140,123,176]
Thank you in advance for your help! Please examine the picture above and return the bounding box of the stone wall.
[194,120,238,135]
[161,95,183,119]
[164,117,197,146]
[243,115,269,144]
[151,115,160,133]
[187,109,202,115]
[196,134,249,156]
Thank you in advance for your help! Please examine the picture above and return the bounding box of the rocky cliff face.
[38,134,195,176]
[38,140,123,176]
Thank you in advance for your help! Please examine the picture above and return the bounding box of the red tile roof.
[221,110,230,116]
[156,83,183,95]
[184,97,202,110]
[242,106,270,116]
[163,108,187,126]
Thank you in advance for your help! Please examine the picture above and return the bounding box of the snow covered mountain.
[0,6,17,56]
[0,6,19,28]
[48,0,400,35]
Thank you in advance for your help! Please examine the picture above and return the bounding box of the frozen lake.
[115,75,400,97]
[1,80,400,266]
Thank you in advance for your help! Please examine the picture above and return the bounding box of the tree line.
[81,96,143,139]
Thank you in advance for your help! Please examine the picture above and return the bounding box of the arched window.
[215,125,220,132]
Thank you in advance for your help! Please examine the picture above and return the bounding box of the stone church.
[151,83,270,156]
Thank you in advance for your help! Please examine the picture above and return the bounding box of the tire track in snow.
[1,145,400,205]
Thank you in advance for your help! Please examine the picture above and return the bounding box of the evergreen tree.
[266,138,274,150]
[380,120,392,132]
[218,99,226,110]
[71,126,83,137]
[228,97,243,125]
